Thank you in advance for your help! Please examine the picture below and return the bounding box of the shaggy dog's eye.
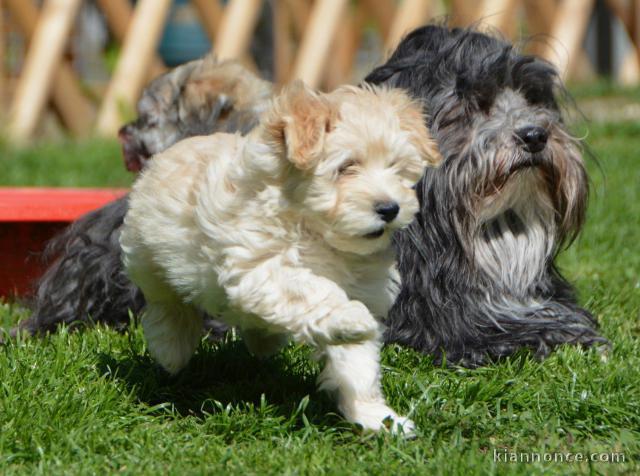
[145,116,160,128]
[337,159,359,175]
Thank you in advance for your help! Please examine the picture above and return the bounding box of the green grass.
[0,138,132,188]
[568,80,640,102]
[1,121,639,475]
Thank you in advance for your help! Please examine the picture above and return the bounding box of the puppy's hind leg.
[317,335,416,436]
[142,296,203,375]
[124,244,203,374]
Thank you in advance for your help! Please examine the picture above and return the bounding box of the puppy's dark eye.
[337,159,359,175]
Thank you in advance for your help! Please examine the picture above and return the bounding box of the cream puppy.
[121,81,441,433]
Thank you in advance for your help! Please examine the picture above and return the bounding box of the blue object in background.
[158,0,211,66]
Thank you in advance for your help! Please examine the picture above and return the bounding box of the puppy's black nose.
[375,201,400,222]
[516,126,548,153]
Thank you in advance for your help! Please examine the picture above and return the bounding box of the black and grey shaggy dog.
[366,25,606,366]
[17,57,271,336]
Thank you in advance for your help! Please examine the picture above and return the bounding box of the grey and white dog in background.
[366,25,607,366]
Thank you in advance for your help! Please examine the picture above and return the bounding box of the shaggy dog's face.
[418,55,588,294]
[434,78,587,243]
[265,84,441,255]
[119,57,272,172]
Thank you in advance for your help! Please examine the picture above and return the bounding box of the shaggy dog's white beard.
[475,171,556,297]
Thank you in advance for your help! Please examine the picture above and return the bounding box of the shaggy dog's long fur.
[121,82,441,432]
[18,58,271,336]
[366,25,607,366]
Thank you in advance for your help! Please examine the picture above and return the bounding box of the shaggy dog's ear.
[178,78,234,124]
[138,59,201,119]
[264,80,336,170]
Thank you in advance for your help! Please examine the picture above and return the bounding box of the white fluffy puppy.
[121,81,441,433]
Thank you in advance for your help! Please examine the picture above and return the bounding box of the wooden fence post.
[273,0,293,84]
[291,0,348,87]
[8,0,84,142]
[361,0,395,39]
[625,0,640,83]
[606,0,640,83]
[95,0,166,80]
[540,0,595,82]
[450,0,483,26]
[284,0,310,39]
[386,0,433,53]
[214,0,263,60]
[325,3,365,90]
[0,0,4,115]
[5,0,96,133]
[95,0,172,137]
[523,0,557,55]
[191,0,223,42]
[475,0,521,39]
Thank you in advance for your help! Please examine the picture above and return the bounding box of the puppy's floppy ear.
[401,105,442,167]
[386,89,442,167]
[264,80,336,170]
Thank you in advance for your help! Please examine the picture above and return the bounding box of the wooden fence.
[0,0,638,142]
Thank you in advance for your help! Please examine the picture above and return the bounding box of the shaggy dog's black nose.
[516,126,549,153]
[375,202,400,222]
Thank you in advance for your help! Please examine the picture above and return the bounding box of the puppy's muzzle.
[515,126,548,153]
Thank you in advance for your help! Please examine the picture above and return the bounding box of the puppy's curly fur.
[19,57,270,337]
[121,82,440,432]
[366,25,607,366]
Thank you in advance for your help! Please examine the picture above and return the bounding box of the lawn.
[0,117,639,475]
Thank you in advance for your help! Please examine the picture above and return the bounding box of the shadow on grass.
[96,338,345,430]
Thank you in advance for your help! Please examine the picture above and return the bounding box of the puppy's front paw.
[349,401,416,437]
[320,301,380,345]
[386,415,416,437]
